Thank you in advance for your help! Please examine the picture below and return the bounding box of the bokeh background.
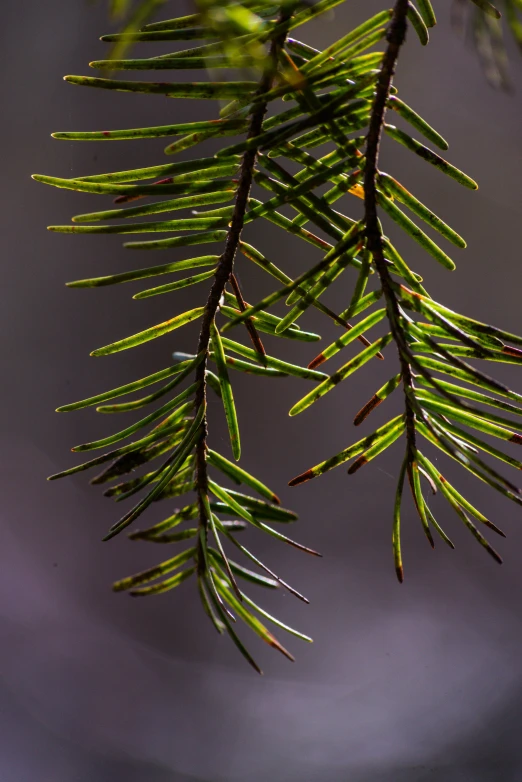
[2,1,522,779]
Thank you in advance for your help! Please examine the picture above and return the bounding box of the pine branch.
[363,1,418,549]
[36,0,522,668]
[193,8,292,579]
[284,0,520,580]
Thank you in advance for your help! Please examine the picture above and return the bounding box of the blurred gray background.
[2,1,522,780]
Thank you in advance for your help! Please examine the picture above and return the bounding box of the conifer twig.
[363,0,417,469]
[194,11,292,575]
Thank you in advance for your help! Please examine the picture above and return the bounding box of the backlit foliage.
[36,0,522,671]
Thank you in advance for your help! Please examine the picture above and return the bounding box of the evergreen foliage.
[35,0,522,671]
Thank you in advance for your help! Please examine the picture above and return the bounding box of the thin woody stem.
[363,0,417,462]
[229,272,267,360]
[195,12,292,574]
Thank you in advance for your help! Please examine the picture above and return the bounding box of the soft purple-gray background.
[2,1,522,780]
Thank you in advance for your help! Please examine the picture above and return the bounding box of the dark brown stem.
[363,0,417,461]
[195,12,291,573]
[229,273,267,361]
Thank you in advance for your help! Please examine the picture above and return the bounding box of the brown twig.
[229,273,267,362]
[194,12,292,573]
[363,0,417,463]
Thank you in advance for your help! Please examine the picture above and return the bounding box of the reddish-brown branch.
[229,273,267,361]
[195,13,292,572]
[362,0,417,461]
